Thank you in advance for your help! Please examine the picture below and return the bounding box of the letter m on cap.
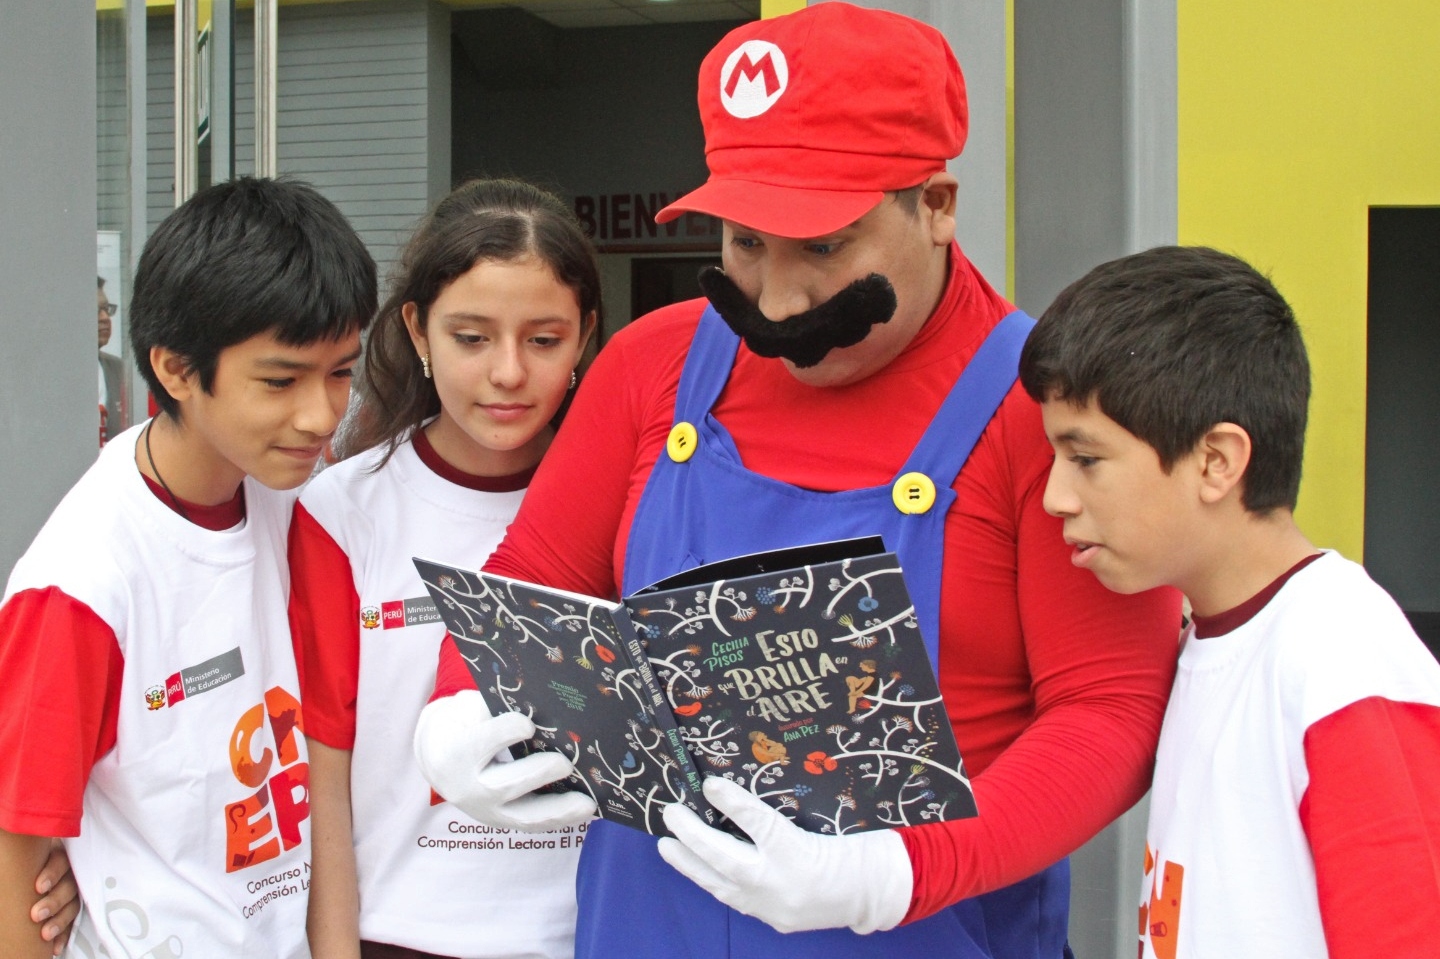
[726,50,779,98]
[720,40,788,119]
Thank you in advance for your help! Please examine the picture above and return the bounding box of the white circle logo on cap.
[719,40,788,119]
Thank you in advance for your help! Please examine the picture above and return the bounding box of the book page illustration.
[627,551,977,835]
[417,562,704,835]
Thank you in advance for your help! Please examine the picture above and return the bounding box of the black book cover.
[625,540,977,835]
[414,560,712,837]
[416,539,976,839]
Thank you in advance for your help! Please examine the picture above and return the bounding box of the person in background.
[98,276,123,446]
[413,5,1181,958]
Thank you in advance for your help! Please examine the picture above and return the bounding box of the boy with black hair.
[0,176,376,958]
[1019,244,1440,958]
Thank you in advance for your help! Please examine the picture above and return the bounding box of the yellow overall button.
[892,471,937,515]
[667,422,699,463]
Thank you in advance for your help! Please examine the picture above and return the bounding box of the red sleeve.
[0,587,123,837]
[287,503,362,750]
[902,388,1181,916]
[1300,696,1440,958]
[432,633,481,702]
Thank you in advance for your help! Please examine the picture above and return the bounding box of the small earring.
[422,354,432,379]
[569,369,577,390]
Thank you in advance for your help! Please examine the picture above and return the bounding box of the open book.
[415,537,976,839]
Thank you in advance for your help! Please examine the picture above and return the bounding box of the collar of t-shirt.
[1191,552,1325,639]
[411,427,535,493]
[141,472,246,531]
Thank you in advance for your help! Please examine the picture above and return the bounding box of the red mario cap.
[656,2,968,239]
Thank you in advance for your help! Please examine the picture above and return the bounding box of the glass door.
[95,0,261,441]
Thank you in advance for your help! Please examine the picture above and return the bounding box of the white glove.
[657,776,913,935]
[413,690,597,832]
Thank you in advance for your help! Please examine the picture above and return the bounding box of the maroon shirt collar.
[411,428,535,493]
[141,473,246,531]
[1192,552,1324,639]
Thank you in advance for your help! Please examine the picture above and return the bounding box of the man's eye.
[806,243,838,256]
[1071,455,1099,468]
[263,378,294,389]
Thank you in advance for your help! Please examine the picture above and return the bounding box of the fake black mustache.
[698,267,898,369]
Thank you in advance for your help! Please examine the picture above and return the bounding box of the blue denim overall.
[574,306,1069,959]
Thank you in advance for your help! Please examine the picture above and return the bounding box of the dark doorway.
[1366,207,1440,657]
[631,255,720,321]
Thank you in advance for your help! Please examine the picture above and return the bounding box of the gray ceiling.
[472,0,760,30]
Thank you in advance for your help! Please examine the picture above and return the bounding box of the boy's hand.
[413,690,597,832]
[1,829,60,959]
[32,841,78,955]
[658,777,912,935]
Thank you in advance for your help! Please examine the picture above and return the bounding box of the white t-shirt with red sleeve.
[1140,550,1440,959]
[289,431,581,959]
[0,422,310,959]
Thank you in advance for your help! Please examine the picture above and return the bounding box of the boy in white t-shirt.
[0,177,376,958]
[1019,245,1440,959]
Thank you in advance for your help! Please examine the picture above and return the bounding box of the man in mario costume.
[415,4,1179,957]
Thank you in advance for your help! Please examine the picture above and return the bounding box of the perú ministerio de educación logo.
[719,40,788,119]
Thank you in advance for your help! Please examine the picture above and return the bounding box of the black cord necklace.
[143,418,192,523]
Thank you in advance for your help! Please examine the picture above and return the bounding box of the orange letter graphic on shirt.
[1144,850,1184,959]
[1138,844,1154,942]
[263,685,304,766]
[230,702,274,788]
[225,783,280,872]
[269,762,310,851]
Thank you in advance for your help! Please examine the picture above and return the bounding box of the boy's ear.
[1197,422,1252,505]
[149,345,196,404]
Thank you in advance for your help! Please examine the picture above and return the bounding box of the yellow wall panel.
[1178,0,1440,559]
[761,0,807,17]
